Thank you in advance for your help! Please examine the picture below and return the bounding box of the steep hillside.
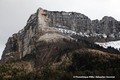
[0,48,120,80]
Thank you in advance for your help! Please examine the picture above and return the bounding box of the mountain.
[1,8,120,80]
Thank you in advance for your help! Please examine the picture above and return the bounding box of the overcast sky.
[0,0,120,59]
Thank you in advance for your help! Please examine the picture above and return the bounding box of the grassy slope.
[0,48,120,80]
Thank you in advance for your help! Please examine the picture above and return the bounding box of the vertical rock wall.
[1,8,120,62]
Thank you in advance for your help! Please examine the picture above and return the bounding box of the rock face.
[92,16,120,41]
[1,8,120,63]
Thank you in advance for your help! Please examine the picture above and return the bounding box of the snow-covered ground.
[95,40,120,50]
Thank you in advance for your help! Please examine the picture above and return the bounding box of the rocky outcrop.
[1,8,120,63]
[92,16,120,41]
[46,10,120,40]
[1,8,75,63]
[46,11,92,33]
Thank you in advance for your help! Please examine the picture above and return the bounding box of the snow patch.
[109,34,115,38]
[55,28,77,35]
[102,34,107,38]
[55,27,107,38]
[95,40,120,50]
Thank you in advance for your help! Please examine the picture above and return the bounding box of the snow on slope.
[54,27,107,38]
[55,28,90,37]
[95,40,120,50]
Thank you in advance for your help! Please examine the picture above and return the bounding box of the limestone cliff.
[1,8,120,63]
[1,8,74,63]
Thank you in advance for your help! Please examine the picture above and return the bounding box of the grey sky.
[0,0,120,59]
